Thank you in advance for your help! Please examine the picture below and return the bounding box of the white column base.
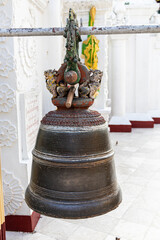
[126,113,154,128]
[148,110,160,124]
[109,116,132,132]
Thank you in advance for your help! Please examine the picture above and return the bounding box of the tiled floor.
[6,125,160,240]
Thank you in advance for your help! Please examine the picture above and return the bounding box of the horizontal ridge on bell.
[41,109,106,127]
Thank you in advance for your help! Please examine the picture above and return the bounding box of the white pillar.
[108,0,131,131]
[125,1,157,125]
[135,34,150,113]
[109,36,127,117]
[109,0,157,129]
[108,35,131,131]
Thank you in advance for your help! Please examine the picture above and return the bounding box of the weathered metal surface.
[52,97,94,108]
[78,63,90,84]
[41,108,105,127]
[56,63,67,84]
[64,71,78,85]
[0,27,64,37]
[25,105,122,218]
[1,25,160,37]
[80,25,160,35]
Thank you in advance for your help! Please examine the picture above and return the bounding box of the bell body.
[25,98,122,218]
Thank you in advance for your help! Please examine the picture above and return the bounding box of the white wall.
[109,0,160,120]
[0,0,62,216]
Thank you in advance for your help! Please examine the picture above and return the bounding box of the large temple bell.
[25,9,122,218]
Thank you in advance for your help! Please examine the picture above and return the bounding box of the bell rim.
[25,185,122,219]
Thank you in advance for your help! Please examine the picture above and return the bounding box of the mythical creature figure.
[45,69,69,98]
[79,69,103,99]
[57,83,69,98]
[44,70,58,98]
[78,81,90,98]
[89,69,103,99]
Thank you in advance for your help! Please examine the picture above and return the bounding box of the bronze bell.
[25,9,122,219]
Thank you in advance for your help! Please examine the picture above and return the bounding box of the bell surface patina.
[25,9,122,219]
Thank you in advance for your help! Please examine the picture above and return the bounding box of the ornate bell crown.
[44,8,103,109]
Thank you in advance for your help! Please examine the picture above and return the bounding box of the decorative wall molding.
[63,0,113,27]
[102,36,111,120]
[20,91,41,160]
[0,47,14,77]
[29,0,49,13]
[18,38,37,78]
[18,6,36,28]
[28,7,37,26]
[111,0,127,25]
[2,169,24,216]
[0,84,15,112]
[64,0,112,12]
[0,10,11,27]
[125,0,157,8]
[0,121,17,147]
[0,10,11,42]
[15,7,38,91]
[125,1,157,24]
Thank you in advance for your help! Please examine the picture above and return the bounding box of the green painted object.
[63,9,82,84]
[82,6,99,70]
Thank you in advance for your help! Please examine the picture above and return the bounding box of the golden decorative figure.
[44,69,58,98]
